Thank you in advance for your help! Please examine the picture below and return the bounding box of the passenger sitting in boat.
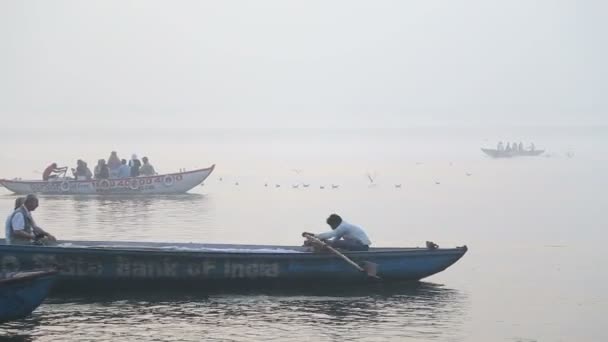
[4,197,24,245]
[505,143,512,152]
[512,142,518,152]
[129,154,141,177]
[139,157,156,176]
[42,163,67,181]
[6,194,56,245]
[94,159,110,179]
[305,214,371,251]
[73,159,93,180]
[118,159,130,178]
[518,142,524,152]
[107,151,122,178]
[497,141,504,151]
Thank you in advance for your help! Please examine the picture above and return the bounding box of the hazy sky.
[1,0,606,132]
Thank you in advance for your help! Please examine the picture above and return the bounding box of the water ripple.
[0,283,468,342]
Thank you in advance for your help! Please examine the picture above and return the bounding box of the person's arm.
[33,227,56,241]
[11,212,35,240]
[29,216,57,241]
[316,225,347,241]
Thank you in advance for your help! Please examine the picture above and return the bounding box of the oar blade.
[361,261,380,279]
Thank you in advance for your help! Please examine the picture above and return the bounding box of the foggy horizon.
[2,0,607,131]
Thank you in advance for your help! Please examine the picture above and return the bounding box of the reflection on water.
[0,282,468,342]
[9,193,217,242]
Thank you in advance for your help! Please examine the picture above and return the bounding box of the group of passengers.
[497,141,535,153]
[42,152,156,181]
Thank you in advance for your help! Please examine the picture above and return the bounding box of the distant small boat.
[481,148,544,158]
[0,165,215,195]
[0,270,57,323]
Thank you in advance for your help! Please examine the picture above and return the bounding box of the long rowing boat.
[0,165,215,195]
[0,239,467,291]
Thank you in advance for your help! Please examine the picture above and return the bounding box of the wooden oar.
[302,233,380,280]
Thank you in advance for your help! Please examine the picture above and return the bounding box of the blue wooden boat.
[0,270,57,322]
[0,240,467,291]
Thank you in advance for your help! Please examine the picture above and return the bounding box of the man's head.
[142,157,149,164]
[326,214,342,230]
[14,197,25,210]
[121,159,127,165]
[51,162,57,168]
[24,194,39,212]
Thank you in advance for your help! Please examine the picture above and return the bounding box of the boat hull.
[0,270,57,322]
[0,165,215,195]
[0,240,467,291]
[481,148,544,158]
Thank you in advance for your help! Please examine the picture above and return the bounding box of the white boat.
[481,148,544,158]
[0,165,215,195]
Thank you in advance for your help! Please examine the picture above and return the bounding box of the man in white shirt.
[7,194,56,245]
[306,214,371,251]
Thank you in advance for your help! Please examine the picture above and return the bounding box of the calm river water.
[0,129,606,341]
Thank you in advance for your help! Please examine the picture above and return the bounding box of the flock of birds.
[211,169,474,189]
[208,150,575,190]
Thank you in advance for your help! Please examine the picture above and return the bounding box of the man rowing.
[304,214,371,251]
[42,162,68,181]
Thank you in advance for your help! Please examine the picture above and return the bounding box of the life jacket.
[8,206,34,244]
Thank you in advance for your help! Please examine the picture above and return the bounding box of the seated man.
[306,214,371,251]
[73,159,93,180]
[7,194,56,245]
[4,197,25,245]
[139,157,156,176]
[118,159,131,178]
[42,163,67,181]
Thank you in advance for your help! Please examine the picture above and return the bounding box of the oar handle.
[303,234,365,272]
